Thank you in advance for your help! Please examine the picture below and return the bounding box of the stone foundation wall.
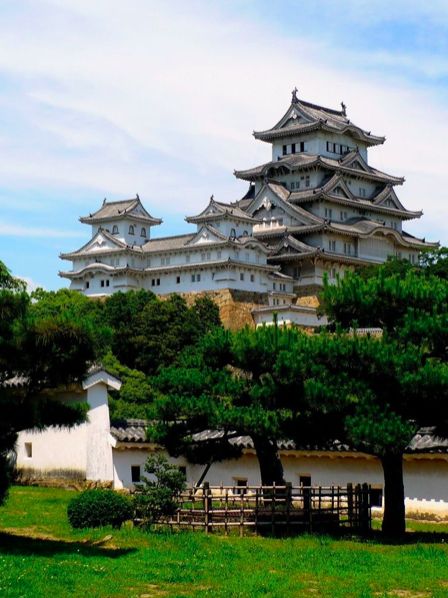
[162,289,269,330]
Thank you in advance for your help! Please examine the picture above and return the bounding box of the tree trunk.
[252,436,285,486]
[380,452,406,538]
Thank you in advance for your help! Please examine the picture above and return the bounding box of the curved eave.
[289,192,422,220]
[59,264,143,279]
[325,224,437,249]
[185,214,258,225]
[235,159,403,186]
[254,224,324,240]
[60,258,280,280]
[253,122,385,146]
[80,215,162,225]
[60,246,140,260]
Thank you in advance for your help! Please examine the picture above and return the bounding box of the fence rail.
[167,482,371,536]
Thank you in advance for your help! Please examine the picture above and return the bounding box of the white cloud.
[0,223,83,238]
[0,0,446,246]
[18,275,44,292]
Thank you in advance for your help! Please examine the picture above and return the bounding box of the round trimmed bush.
[67,489,133,529]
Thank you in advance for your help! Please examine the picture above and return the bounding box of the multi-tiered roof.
[233,90,436,286]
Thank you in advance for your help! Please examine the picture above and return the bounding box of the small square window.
[176,276,180,284]
[240,273,244,281]
[234,479,248,495]
[156,278,160,286]
[106,280,110,287]
[131,465,141,483]
[25,442,32,458]
[250,274,255,282]
[370,488,383,508]
[85,281,90,289]
[197,274,201,282]
[100,280,105,288]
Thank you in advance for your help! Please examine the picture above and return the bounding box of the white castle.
[60,90,436,307]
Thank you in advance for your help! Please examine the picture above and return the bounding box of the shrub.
[67,489,133,529]
[134,454,186,527]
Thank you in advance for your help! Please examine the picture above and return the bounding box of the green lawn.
[1,486,448,597]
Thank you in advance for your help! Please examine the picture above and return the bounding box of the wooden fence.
[167,482,372,536]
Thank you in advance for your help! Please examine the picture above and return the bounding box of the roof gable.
[186,197,256,224]
[185,224,227,246]
[340,152,370,173]
[373,186,407,211]
[247,183,321,227]
[80,196,162,225]
[323,175,354,199]
[66,229,128,257]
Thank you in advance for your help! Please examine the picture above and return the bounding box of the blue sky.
[1,0,448,290]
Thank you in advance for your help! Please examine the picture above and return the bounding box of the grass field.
[1,486,448,597]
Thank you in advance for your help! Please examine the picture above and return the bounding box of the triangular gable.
[185,224,227,246]
[267,104,315,132]
[127,200,161,222]
[323,175,354,200]
[373,186,407,211]
[247,184,319,227]
[72,230,127,255]
[272,235,315,256]
[341,152,370,173]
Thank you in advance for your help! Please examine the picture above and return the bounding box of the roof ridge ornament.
[136,193,140,200]
[291,87,299,104]
[341,101,347,116]
[103,197,107,205]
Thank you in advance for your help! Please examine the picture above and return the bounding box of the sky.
[1,0,448,290]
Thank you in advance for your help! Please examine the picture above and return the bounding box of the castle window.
[291,143,296,154]
[325,208,333,219]
[128,225,135,235]
[243,230,248,237]
[340,211,347,221]
[131,465,141,483]
[141,227,146,237]
[230,228,236,239]
[343,242,353,255]
[240,273,245,281]
[85,281,90,289]
[282,144,287,156]
[186,255,190,263]
[25,442,32,458]
[300,141,305,152]
[233,478,248,495]
[250,274,255,282]
[328,240,336,251]
[157,278,160,286]
[106,280,110,287]
[100,280,105,287]
[176,276,181,284]
[112,225,119,234]
[273,283,276,290]
[217,251,222,259]
[305,175,310,187]
[359,187,366,197]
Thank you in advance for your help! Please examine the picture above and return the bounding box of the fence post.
[303,483,311,531]
[360,483,370,534]
[347,483,354,529]
[286,482,292,536]
[203,481,211,534]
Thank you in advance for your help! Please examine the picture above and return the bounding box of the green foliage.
[133,454,186,526]
[3,486,448,598]
[101,291,222,375]
[0,267,94,506]
[67,488,133,529]
[101,352,154,419]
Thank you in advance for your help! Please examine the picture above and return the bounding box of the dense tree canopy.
[318,259,448,536]
[0,263,94,505]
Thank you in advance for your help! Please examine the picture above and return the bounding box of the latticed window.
[128,225,135,235]
[141,227,146,237]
